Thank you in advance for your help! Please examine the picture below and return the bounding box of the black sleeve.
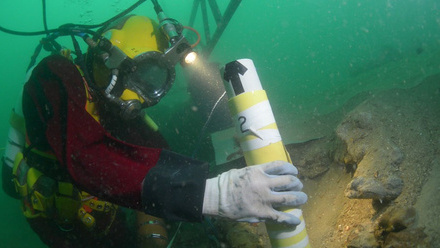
[141,150,209,222]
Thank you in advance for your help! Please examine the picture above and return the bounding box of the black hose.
[61,0,147,29]
[26,43,44,72]
[0,0,146,36]
[151,0,163,14]
[0,26,55,36]
[70,34,93,88]
[42,0,49,34]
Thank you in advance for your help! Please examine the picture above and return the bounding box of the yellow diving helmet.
[90,15,182,119]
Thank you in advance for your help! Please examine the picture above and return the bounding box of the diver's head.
[88,15,177,119]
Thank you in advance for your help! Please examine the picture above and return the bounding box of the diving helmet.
[89,15,177,119]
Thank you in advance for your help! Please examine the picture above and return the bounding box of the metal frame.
[188,0,242,59]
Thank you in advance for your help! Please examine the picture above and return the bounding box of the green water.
[0,0,439,247]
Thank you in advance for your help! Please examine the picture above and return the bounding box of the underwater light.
[184,51,197,65]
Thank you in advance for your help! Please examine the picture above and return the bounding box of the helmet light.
[184,51,197,65]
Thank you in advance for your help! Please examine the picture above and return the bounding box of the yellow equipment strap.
[80,192,117,213]
[26,167,43,190]
[142,112,159,132]
[58,181,75,196]
[14,179,28,197]
[24,143,57,160]
[12,153,28,197]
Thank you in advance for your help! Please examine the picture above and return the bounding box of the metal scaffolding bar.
[187,0,242,59]
[208,0,222,25]
[200,0,211,44]
[188,0,201,27]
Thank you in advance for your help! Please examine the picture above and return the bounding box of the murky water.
[0,0,439,247]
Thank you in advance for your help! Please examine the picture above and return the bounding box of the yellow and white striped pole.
[223,59,310,248]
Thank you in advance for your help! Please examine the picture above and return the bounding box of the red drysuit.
[22,54,208,221]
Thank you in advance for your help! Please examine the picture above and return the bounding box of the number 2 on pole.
[238,116,249,133]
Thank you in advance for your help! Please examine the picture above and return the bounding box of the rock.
[286,137,333,179]
[374,206,427,247]
[345,175,403,201]
[346,224,380,248]
[335,102,405,201]
[383,227,429,248]
[376,207,416,236]
[336,110,374,164]
[214,220,271,248]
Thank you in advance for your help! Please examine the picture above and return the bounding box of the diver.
[1,3,307,248]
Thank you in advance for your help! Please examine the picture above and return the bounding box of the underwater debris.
[376,207,416,236]
[374,207,429,247]
[335,105,405,201]
[214,220,271,248]
[286,137,332,179]
[345,175,403,201]
[346,223,380,248]
[299,67,440,247]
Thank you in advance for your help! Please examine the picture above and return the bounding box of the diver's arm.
[141,150,208,221]
[63,97,209,221]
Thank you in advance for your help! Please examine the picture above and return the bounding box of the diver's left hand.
[202,161,307,225]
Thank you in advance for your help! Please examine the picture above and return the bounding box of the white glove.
[202,161,307,225]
